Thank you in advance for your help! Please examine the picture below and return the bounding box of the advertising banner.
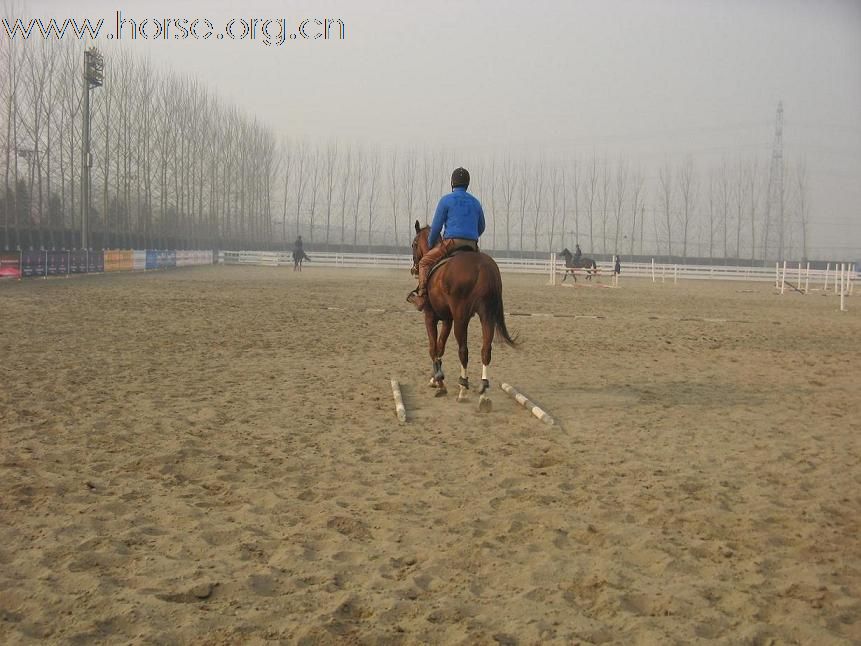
[21,250,46,278]
[0,252,21,279]
[47,251,69,276]
[176,250,192,267]
[87,250,104,274]
[155,250,176,269]
[133,250,147,270]
[146,250,158,270]
[104,250,121,272]
[70,250,87,273]
[118,250,134,270]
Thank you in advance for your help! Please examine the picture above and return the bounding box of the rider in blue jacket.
[409,167,485,309]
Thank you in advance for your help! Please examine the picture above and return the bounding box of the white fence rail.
[220,250,857,287]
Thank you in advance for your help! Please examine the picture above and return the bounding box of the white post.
[780,260,787,295]
[850,264,856,296]
[651,258,655,282]
[804,262,810,294]
[775,262,780,289]
[549,252,556,286]
[796,262,802,293]
[840,264,847,312]
[674,264,678,284]
[661,264,665,283]
[823,263,830,291]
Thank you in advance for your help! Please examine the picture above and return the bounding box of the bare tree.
[612,158,629,254]
[599,159,611,255]
[657,161,673,257]
[583,153,599,252]
[351,148,364,248]
[306,146,321,242]
[628,167,644,256]
[322,141,338,248]
[387,149,399,248]
[531,156,546,251]
[747,158,760,263]
[401,150,417,248]
[718,160,730,259]
[366,148,380,250]
[499,155,515,252]
[516,161,530,254]
[678,157,697,258]
[547,163,560,252]
[338,145,351,246]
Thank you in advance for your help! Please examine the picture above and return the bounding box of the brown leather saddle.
[427,244,478,281]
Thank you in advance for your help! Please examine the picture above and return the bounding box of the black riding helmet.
[451,167,470,189]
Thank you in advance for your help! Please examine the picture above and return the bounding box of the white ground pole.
[390,379,407,423]
[500,383,555,426]
[549,252,557,286]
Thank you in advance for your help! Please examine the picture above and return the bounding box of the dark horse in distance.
[559,248,597,282]
[293,249,310,271]
[410,221,517,411]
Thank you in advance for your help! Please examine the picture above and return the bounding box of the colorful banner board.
[11,249,208,279]
[70,250,87,274]
[21,250,46,277]
[47,251,69,276]
[0,252,20,278]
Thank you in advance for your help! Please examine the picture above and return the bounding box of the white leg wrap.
[461,365,468,379]
[482,364,489,380]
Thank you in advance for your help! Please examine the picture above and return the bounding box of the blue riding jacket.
[428,187,485,247]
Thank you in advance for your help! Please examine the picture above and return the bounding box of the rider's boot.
[408,266,429,310]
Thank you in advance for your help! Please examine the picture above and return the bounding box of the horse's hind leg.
[453,318,470,402]
[477,314,494,413]
[426,316,449,396]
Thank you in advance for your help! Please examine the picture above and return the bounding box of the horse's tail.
[488,290,518,348]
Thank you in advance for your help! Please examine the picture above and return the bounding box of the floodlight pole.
[81,47,104,250]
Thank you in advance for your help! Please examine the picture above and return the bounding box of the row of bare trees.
[2,35,810,260]
[2,37,278,250]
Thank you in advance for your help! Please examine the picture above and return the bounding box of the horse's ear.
[415,220,421,233]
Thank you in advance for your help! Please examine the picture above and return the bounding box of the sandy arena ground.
[1,265,859,644]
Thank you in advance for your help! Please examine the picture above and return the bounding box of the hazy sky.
[25,0,861,258]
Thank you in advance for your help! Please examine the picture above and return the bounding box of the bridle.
[410,232,424,276]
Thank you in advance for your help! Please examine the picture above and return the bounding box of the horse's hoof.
[429,378,438,388]
[457,389,469,403]
[435,386,447,397]
[478,396,492,413]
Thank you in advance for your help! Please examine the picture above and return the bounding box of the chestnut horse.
[410,221,517,411]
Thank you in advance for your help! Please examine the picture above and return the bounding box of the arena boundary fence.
[0,249,214,280]
[220,250,858,289]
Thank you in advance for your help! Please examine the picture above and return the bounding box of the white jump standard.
[390,379,407,423]
[500,382,555,426]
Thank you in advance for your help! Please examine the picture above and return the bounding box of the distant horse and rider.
[558,246,597,282]
[407,167,517,411]
[292,236,311,271]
